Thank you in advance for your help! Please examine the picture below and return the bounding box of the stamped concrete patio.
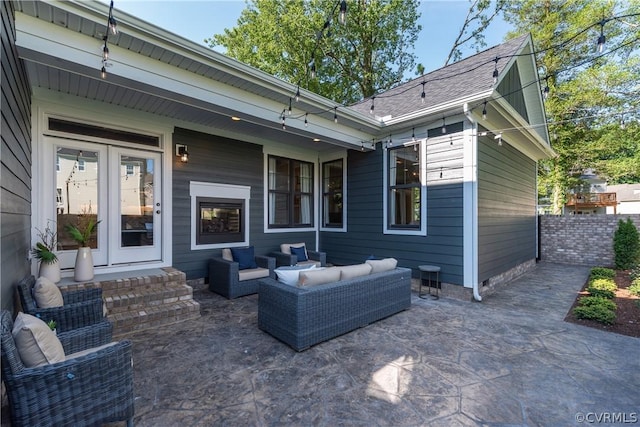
[120,261,639,426]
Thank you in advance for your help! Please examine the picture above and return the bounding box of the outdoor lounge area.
[4,262,636,426]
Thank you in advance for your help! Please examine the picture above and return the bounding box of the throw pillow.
[280,243,306,255]
[12,312,65,367]
[230,246,258,270]
[290,245,308,262]
[221,248,233,262]
[33,276,64,308]
[298,267,340,287]
[366,258,398,274]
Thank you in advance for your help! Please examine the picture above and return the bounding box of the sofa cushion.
[33,276,63,308]
[338,263,373,280]
[366,258,398,274]
[280,243,307,256]
[238,267,270,281]
[290,245,308,262]
[298,267,340,287]
[276,265,316,286]
[231,246,258,270]
[12,312,65,367]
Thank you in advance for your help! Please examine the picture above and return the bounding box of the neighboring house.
[564,169,617,215]
[607,184,640,214]
[1,1,553,309]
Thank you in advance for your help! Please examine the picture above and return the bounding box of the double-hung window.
[388,144,421,229]
[268,155,313,228]
[322,159,343,228]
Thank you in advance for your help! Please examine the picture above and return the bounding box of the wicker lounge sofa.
[258,263,412,351]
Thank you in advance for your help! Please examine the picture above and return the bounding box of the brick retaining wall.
[539,214,640,266]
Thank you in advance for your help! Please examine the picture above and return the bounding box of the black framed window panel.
[388,145,421,229]
[268,155,314,228]
[322,159,343,228]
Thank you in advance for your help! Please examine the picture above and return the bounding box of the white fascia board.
[16,13,374,146]
[380,90,493,129]
[490,98,556,160]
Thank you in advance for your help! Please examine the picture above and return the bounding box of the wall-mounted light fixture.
[176,144,189,162]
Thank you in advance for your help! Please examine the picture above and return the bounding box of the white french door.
[50,137,162,269]
[109,148,162,264]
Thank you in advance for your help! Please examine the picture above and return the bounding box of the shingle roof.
[348,34,531,119]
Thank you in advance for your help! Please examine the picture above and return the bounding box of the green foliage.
[46,320,57,331]
[629,264,640,281]
[629,280,640,297]
[503,1,640,213]
[577,296,617,311]
[589,267,615,280]
[587,278,617,299]
[65,218,101,247]
[32,220,58,264]
[207,0,422,103]
[613,218,640,270]
[573,304,616,325]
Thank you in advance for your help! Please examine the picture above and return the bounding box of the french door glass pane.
[56,148,99,250]
[120,155,154,247]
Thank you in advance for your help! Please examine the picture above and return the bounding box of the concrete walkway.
[119,263,639,425]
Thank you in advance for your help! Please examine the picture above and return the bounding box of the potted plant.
[32,220,60,283]
[65,217,101,282]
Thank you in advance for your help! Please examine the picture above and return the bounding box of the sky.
[103,0,513,75]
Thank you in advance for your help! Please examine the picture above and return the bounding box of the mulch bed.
[565,270,640,338]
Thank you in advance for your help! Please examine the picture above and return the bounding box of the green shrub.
[589,267,615,280]
[629,280,640,297]
[630,264,640,281]
[573,305,616,325]
[613,218,640,270]
[587,278,617,299]
[577,296,617,311]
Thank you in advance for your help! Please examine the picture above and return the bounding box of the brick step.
[110,299,201,337]
[104,282,193,314]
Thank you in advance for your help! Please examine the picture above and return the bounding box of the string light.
[100,0,117,79]
[492,57,499,84]
[288,97,292,115]
[412,127,416,142]
[334,107,338,123]
[441,117,446,134]
[597,20,606,53]
[310,56,316,79]
[482,101,487,120]
[370,97,375,115]
[421,81,426,104]
[339,0,347,25]
[304,112,308,127]
[295,86,300,102]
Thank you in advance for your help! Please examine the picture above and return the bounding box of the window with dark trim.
[388,144,421,229]
[268,155,314,228]
[322,159,343,228]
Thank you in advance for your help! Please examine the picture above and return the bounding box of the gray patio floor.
[123,261,639,426]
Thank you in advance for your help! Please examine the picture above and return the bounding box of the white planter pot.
[39,259,61,283]
[74,247,94,282]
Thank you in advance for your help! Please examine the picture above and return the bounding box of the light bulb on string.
[370,97,375,115]
[421,82,426,104]
[304,113,308,127]
[482,101,487,120]
[334,107,338,123]
[288,98,292,115]
[102,40,109,61]
[441,117,446,134]
[101,65,107,79]
[339,0,347,25]
[412,127,416,142]
[492,57,499,84]
[310,56,316,79]
[597,20,606,53]
[295,86,300,102]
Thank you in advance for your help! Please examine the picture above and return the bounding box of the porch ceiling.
[15,0,379,152]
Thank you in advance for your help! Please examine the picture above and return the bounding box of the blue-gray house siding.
[1,0,32,311]
[477,131,537,281]
[321,130,466,286]
[172,127,316,280]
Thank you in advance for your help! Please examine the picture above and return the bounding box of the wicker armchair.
[0,310,134,426]
[271,242,326,268]
[17,275,104,333]
[209,249,275,299]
